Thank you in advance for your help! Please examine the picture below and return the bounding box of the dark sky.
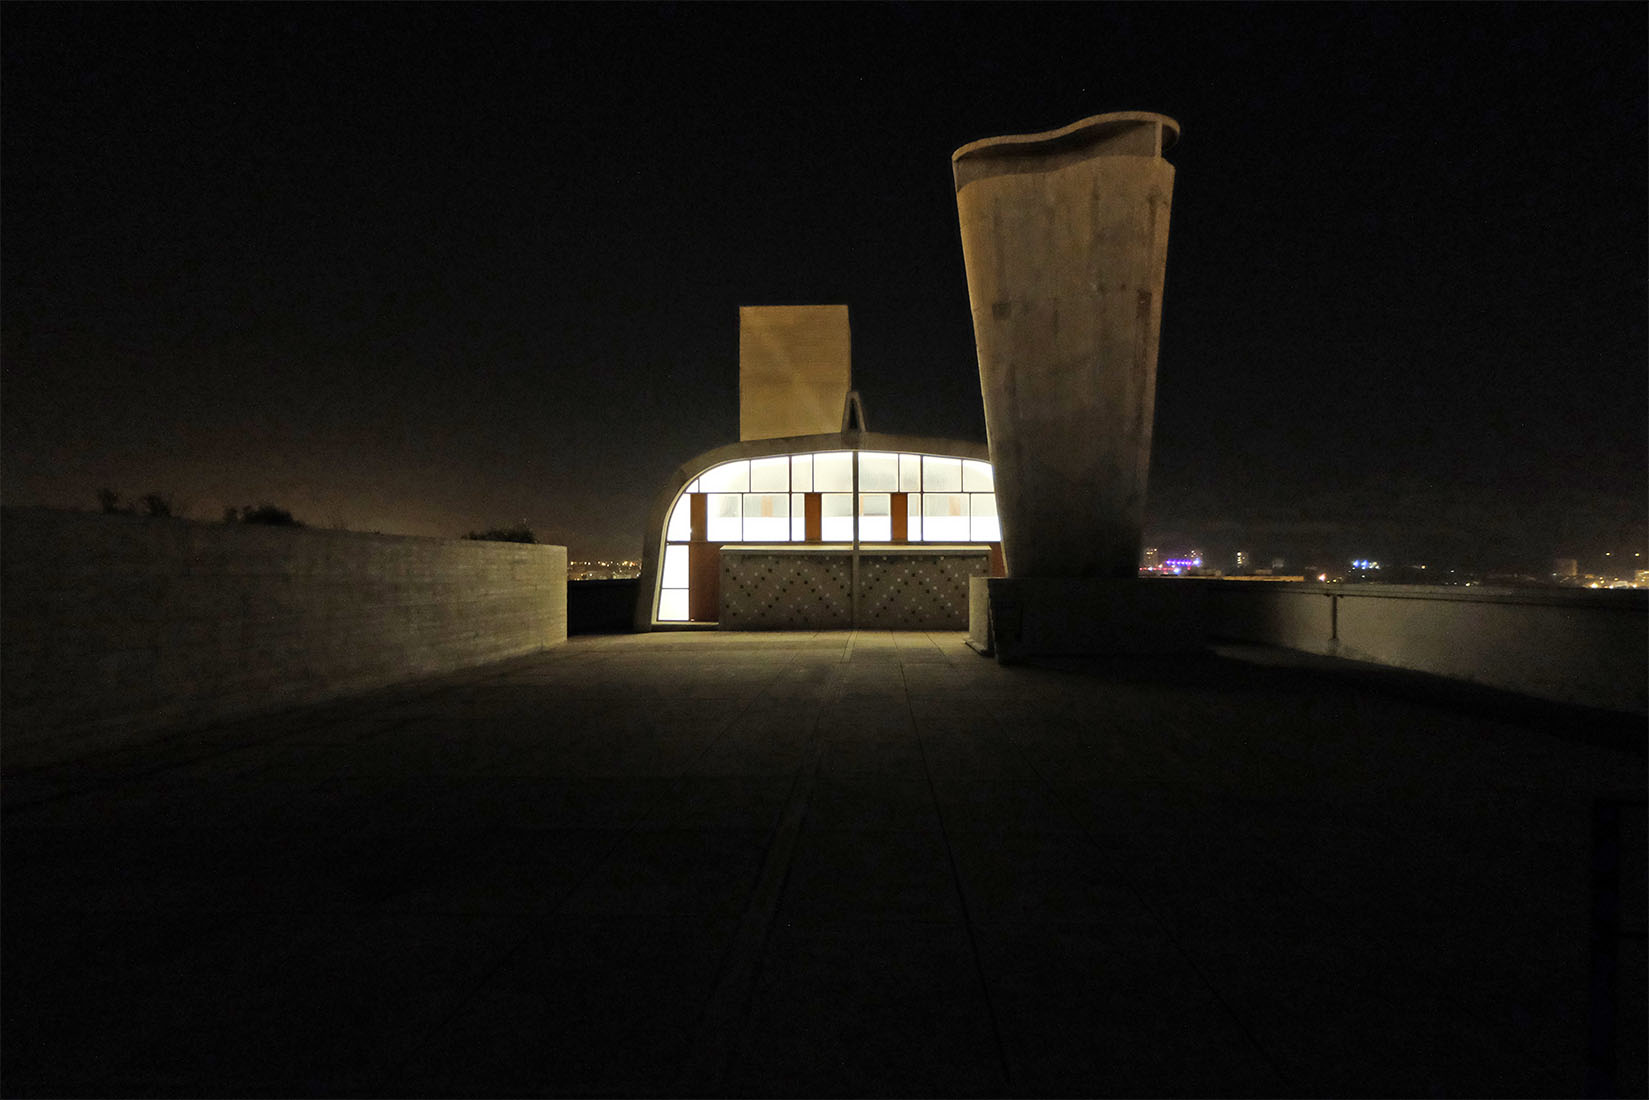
[4,3,1644,570]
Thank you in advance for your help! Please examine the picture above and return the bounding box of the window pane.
[821,493,854,541]
[970,494,1001,541]
[658,588,689,621]
[859,493,891,541]
[743,493,790,541]
[750,456,789,492]
[814,451,853,491]
[699,460,749,494]
[899,453,923,491]
[791,493,807,540]
[791,454,812,492]
[666,494,691,542]
[662,544,689,588]
[858,452,897,492]
[685,477,701,493]
[707,493,742,542]
[923,456,962,492]
[908,493,922,541]
[923,493,969,541]
[963,460,995,492]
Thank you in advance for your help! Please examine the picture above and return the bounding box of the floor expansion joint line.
[671,657,839,1095]
[908,656,1014,1093]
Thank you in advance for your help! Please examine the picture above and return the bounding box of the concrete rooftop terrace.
[3,631,1644,1098]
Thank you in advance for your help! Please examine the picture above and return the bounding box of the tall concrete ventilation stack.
[954,112,1201,656]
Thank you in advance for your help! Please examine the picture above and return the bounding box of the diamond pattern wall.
[720,550,988,630]
[858,552,989,629]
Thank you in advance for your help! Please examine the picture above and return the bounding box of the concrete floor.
[3,631,1644,1098]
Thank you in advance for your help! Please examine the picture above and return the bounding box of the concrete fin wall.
[1,507,568,769]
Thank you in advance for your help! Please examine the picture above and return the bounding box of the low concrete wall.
[1,507,567,769]
[1206,581,1647,716]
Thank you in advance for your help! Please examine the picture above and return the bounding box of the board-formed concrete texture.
[0,506,568,768]
[953,112,1178,579]
[738,305,852,442]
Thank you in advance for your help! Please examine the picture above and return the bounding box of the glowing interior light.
[662,544,689,588]
[743,493,790,541]
[922,493,968,541]
[922,455,962,492]
[666,495,691,542]
[707,493,742,541]
[857,452,898,492]
[700,461,749,494]
[899,453,922,491]
[970,494,1000,541]
[962,460,994,492]
[820,493,854,540]
[749,456,789,492]
[859,493,892,541]
[814,451,852,491]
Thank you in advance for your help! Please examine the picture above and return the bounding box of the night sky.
[4,4,1644,571]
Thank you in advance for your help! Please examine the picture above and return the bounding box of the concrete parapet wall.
[1,507,567,768]
[1206,581,1648,716]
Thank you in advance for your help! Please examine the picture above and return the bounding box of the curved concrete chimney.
[953,112,1179,578]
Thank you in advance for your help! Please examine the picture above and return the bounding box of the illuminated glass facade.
[652,448,999,624]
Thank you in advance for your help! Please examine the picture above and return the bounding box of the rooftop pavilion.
[4,630,1643,1097]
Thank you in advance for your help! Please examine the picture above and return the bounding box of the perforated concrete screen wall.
[738,305,852,441]
[654,449,999,623]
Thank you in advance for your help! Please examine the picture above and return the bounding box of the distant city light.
[1350,559,1380,570]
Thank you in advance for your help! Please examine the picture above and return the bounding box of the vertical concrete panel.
[954,113,1178,578]
[738,305,852,441]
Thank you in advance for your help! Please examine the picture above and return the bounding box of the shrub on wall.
[225,504,304,527]
[464,526,537,544]
[97,489,176,517]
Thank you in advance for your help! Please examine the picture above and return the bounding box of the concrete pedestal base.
[967,576,1207,660]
